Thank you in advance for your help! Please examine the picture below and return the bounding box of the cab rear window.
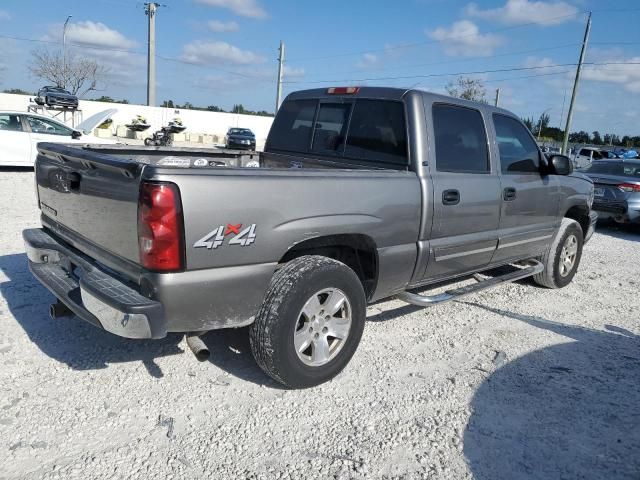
[266,98,408,168]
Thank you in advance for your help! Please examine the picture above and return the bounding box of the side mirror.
[71,130,82,140]
[549,154,572,175]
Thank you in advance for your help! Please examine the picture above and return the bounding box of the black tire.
[144,137,152,146]
[533,218,584,289]
[250,255,366,388]
[35,97,44,106]
[45,96,51,107]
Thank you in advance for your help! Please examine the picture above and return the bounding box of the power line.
[282,61,640,85]
[286,11,588,63]
[285,7,640,65]
[282,63,580,85]
[0,33,270,80]
[298,43,579,79]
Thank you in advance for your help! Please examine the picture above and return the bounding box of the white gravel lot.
[0,169,639,480]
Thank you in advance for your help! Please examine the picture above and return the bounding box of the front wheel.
[144,137,152,146]
[250,255,366,388]
[533,218,584,288]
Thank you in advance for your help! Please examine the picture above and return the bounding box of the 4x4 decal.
[194,224,257,249]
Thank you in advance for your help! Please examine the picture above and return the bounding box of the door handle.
[503,187,517,201]
[442,189,460,205]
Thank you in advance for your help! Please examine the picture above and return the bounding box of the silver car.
[583,160,640,224]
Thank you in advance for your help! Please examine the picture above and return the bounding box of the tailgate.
[35,143,143,264]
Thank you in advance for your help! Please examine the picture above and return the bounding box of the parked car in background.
[573,147,617,169]
[35,86,79,109]
[224,127,256,150]
[0,109,118,166]
[583,159,640,224]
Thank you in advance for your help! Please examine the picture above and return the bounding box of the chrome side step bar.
[398,260,544,307]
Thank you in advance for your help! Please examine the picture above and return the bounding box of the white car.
[0,109,118,166]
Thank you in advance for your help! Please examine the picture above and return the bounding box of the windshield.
[47,87,69,93]
[229,128,253,135]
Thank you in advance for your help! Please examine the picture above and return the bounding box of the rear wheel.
[533,218,584,288]
[250,255,366,388]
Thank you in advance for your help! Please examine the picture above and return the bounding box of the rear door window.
[344,100,408,165]
[433,104,489,173]
[311,103,351,154]
[0,114,23,132]
[266,99,317,152]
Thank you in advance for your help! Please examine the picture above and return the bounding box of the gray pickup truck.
[23,87,597,388]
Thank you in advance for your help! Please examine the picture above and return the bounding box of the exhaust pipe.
[186,334,210,362]
[49,301,72,319]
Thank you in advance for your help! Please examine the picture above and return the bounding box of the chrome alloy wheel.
[559,234,578,277]
[293,288,352,367]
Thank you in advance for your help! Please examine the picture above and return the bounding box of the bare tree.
[445,76,486,103]
[29,49,108,96]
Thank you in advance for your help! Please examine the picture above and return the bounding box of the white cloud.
[44,21,136,51]
[356,53,378,68]
[64,21,137,50]
[194,0,267,19]
[40,21,141,90]
[428,20,503,57]
[283,65,305,78]
[207,20,240,32]
[181,40,266,65]
[581,57,640,93]
[465,0,578,26]
[0,10,10,20]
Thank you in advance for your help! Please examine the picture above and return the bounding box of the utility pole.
[275,41,285,113]
[62,15,72,90]
[145,3,159,106]
[494,88,500,107]
[561,11,592,155]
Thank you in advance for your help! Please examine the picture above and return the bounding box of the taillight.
[327,86,360,95]
[617,183,640,193]
[138,182,185,272]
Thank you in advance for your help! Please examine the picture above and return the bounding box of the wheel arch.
[279,234,379,300]
[563,203,590,238]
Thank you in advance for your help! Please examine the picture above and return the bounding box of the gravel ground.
[0,169,639,480]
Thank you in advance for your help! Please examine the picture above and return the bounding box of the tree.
[445,76,486,102]
[535,113,550,136]
[161,100,175,108]
[3,88,32,95]
[232,104,246,114]
[29,49,108,96]
[522,117,534,132]
[569,131,590,144]
[92,95,129,104]
[592,131,603,145]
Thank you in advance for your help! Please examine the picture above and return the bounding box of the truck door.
[423,103,501,281]
[490,114,560,264]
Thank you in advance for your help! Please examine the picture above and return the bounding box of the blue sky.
[0,0,638,135]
